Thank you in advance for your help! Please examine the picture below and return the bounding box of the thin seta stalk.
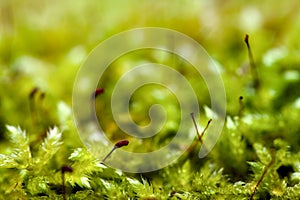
[244,34,260,90]
[190,112,212,154]
[177,114,212,164]
[29,87,46,127]
[101,140,129,164]
[61,165,73,200]
[238,96,244,117]
[90,88,105,120]
[250,150,275,200]
[29,87,39,126]
[91,89,130,164]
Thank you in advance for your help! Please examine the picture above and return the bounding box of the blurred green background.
[1,0,300,127]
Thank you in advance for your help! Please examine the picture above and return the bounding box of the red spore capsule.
[115,140,129,148]
[61,165,73,173]
[94,88,104,98]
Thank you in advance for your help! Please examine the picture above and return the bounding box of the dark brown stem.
[190,113,202,142]
[28,87,46,130]
[29,87,39,125]
[62,172,66,200]
[90,88,105,121]
[190,113,212,153]
[177,116,212,164]
[250,152,275,200]
[61,165,73,200]
[238,96,244,117]
[244,34,260,90]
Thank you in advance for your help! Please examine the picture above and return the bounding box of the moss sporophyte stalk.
[101,140,130,163]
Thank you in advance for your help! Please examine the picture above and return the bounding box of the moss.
[1,0,300,199]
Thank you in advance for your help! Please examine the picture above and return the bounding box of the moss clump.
[1,1,300,199]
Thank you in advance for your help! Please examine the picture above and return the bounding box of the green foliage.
[1,0,300,199]
[5,123,292,199]
[0,126,63,198]
[0,126,31,169]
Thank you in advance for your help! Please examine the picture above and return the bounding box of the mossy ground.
[0,1,300,199]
